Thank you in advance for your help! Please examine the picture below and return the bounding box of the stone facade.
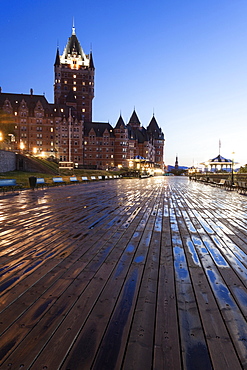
[0,150,16,172]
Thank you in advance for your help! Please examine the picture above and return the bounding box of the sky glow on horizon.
[1,0,247,167]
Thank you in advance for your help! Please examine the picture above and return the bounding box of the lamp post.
[0,131,3,149]
[231,152,235,186]
[205,161,209,181]
[20,141,25,153]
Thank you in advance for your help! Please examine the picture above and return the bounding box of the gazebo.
[203,154,233,172]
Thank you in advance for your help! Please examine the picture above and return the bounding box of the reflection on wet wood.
[0,178,246,369]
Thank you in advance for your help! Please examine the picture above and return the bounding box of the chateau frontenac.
[0,26,165,171]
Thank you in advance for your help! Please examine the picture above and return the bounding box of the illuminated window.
[82,108,86,112]
[73,87,76,91]
[64,80,67,84]
[73,75,76,78]
[73,81,76,85]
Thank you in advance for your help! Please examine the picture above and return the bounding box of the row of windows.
[56,72,93,79]
[7,111,44,118]
[59,134,80,139]
[57,86,94,94]
[62,80,94,86]
[85,147,114,152]
[20,126,54,132]
[59,155,82,161]
[85,141,114,146]
[32,140,54,146]
[84,154,114,159]
[88,135,111,140]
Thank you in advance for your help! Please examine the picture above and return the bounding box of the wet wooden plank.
[121,204,163,369]
[153,191,182,370]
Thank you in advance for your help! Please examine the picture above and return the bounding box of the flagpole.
[69,108,71,163]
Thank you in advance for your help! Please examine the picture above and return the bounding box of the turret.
[54,24,95,122]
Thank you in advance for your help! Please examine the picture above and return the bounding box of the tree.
[170,168,186,176]
[239,165,247,173]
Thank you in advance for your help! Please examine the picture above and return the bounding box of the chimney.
[30,88,33,95]
[0,87,2,93]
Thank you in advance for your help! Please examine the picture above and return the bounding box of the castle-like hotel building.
[0,27,165,171]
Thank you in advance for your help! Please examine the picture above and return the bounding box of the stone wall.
[0,150,16,172]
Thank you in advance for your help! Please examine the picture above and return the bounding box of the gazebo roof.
[210,154,232,163]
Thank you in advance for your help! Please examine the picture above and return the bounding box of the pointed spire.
[147,115,164,140]
[115,114,126,129]
[128,109,141,128]
[148,115,159,128]
[54,47,60,66]
[72,18,76,35]
[89,51,95,69]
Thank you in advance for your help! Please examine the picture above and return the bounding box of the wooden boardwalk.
[0,177,247,369]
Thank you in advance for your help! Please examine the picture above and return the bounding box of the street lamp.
[0,131,3,149]
[204,161,209,180]
[231,152,235,186]
[20,141,25,153]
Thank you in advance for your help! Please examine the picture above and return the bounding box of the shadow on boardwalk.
[0,177,246,369]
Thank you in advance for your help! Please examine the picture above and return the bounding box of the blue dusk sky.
[1,0,247,167]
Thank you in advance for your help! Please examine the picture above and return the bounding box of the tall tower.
[54,25,95,122]
[175,155,178,170]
